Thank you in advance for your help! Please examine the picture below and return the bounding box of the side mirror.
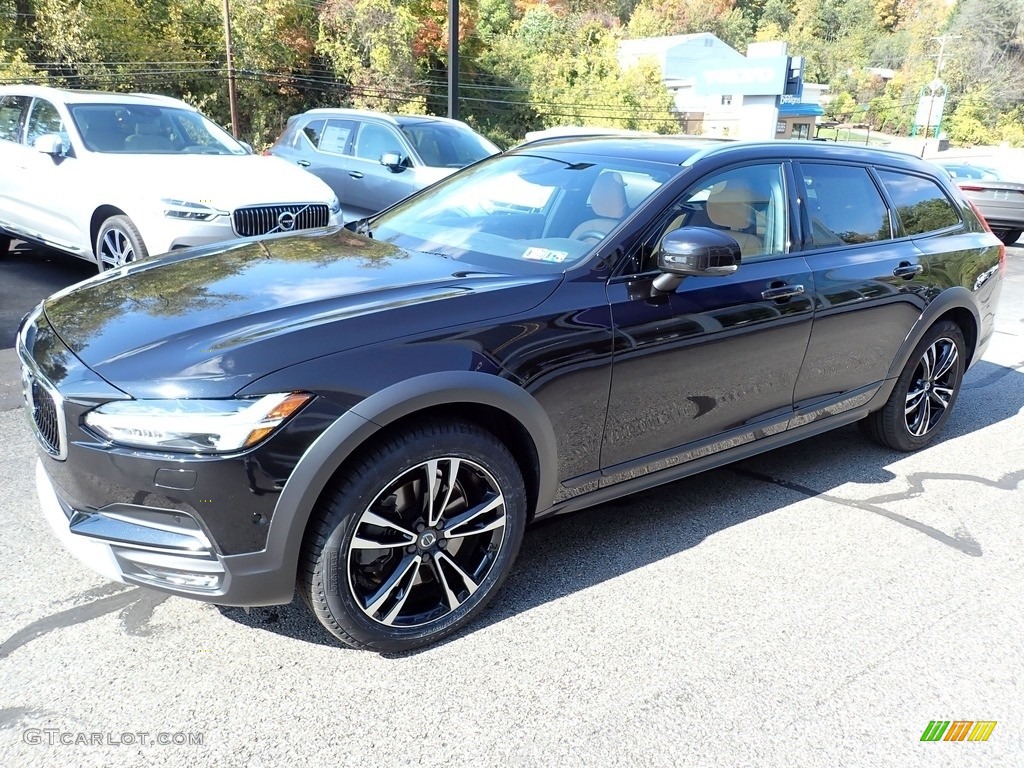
[34,133,65,156]
[240,141,254,154]
[380,152,406,173]
[653,226,740,292]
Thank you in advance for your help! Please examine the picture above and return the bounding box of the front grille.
[24,372,64,458]
[232,204,330,237]
[31,380,61,455]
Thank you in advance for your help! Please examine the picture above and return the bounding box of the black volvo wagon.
[19,137,1005,651]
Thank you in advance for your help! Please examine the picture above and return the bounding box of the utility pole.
[222,0,240,139]
[448,0,459,121]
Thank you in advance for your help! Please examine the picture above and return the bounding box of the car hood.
[91,153,334,207]
[42,228,561,398]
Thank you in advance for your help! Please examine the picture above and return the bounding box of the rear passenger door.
[792,162,929,417]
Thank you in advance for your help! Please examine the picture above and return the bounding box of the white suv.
[0,85,343,270]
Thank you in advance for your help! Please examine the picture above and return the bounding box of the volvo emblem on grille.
[277,211,296,231]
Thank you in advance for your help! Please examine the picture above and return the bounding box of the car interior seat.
[81,111,126,152]
[124,120,174,151]
[705,179,763,257]
[570,172,629,242]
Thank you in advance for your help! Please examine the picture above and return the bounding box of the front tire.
[0,233,10,256]
[300,419,526,652]
[95,215,148,272]
[861,320,966,451]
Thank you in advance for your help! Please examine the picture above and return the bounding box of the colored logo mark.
[921,721,997,742]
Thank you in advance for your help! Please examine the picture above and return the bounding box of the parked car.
[0,85,342,270]
[938,162,1024,246]
[267,108,499,220]
[19,137,1004,652]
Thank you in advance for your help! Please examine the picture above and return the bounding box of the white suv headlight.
[161,198,226,221]
[85,392,312,453]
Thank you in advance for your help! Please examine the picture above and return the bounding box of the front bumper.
[35,459,299,605]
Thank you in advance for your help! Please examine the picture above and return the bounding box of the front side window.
[354,123,404,162]
[634,163,788,272]
[0,95,31,143]
[800,163,891,247]
[25,99,69,152]
[877,170,960,235]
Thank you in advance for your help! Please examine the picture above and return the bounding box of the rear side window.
[877,170,960,235]
[318,118,356,155]
[801,163,891,247]
[0,95,31,143]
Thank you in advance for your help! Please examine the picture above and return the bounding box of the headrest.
[590,172,628,219]
[706,180,754,230]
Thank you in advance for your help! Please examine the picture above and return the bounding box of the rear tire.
[861,320,966,451]
[300,419,526,652]
[0,234,10,256]
[997,229,1021,247]
[95,215,148,272]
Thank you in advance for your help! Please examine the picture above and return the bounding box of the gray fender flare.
[258,371,558,593]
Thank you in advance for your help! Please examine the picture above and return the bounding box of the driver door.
[601,162,815,481]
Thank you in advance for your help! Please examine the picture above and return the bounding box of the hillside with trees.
[2,0,1023,148]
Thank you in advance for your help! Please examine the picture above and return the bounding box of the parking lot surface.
[1,244,1021,767]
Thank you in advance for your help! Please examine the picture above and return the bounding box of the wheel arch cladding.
[887,287,980,380]
[267,371,558,592]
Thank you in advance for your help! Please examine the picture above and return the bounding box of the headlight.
[161,198,225,221]
[85,392,312,453]
[329,196,342,215]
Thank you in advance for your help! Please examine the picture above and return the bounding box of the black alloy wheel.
[301,420,526,652]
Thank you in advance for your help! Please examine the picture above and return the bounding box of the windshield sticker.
[522,247,570,263]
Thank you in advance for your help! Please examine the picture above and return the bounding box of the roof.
[509,134,942,174]
[0,84,190,108]
[299,107,469,128]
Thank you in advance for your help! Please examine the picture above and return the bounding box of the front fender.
[239,371,558,604]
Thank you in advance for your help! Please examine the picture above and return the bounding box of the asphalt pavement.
[0,245,1021,767]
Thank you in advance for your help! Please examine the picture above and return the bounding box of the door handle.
[761,283,805,301]
[296,160,310,167]
[349,171,364,179]
[893,262,923,279]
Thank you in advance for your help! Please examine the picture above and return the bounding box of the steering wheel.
[575,229,608,244]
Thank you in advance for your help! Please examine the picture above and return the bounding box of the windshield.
[369,151,675,273]
[398,120,499,168]
[69,103,247,155]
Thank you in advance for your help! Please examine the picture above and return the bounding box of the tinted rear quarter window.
[0,95,31,143]
[876,170,960,235]
[801,163,891,247]
[301,119,325,149]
